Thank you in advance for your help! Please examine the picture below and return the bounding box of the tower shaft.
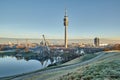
[64,9,68,48]
[65,26,68,48]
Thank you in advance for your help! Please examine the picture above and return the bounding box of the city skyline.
[0,0,120,39]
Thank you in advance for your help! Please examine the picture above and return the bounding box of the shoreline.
[0,52,104,80]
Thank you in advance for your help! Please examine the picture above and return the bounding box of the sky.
[0,0,120,39]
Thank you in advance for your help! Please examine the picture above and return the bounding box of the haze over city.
[0,0,120,39]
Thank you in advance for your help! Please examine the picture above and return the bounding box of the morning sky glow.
[0,0,120,39]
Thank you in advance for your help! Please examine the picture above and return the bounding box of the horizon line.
[0,37,120,40]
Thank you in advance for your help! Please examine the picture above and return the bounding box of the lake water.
[0,56,52,78]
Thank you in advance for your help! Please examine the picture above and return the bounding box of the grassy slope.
[58,51,120,80]
[62,54,97,66]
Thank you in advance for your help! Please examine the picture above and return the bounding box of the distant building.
[94,37,100,47]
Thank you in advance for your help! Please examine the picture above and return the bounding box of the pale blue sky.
[0,0,120,39]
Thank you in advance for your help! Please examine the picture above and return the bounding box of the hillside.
[58,51,120,80]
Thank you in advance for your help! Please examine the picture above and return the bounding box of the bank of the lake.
[0,52,99,80]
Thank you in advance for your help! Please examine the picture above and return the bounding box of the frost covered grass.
[58,52,120,80]
[62,53,97,66]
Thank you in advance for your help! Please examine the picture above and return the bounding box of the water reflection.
[0,52,60,78]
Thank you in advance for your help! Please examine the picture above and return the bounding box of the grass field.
[58,51,120,80]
